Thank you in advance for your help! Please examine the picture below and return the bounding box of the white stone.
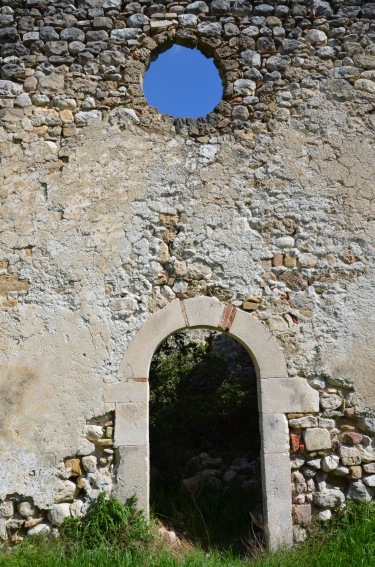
[316,509,331,521]
[18,501,38,518]
[363,475,375,487]
[27,524,51,537]
[70,500,84,518]
[321,455,339,472]
[48,503,71,526]
[305,29,327,46]
[275,236,295,248]
[86,425,104,441]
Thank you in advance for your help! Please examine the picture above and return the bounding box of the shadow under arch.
[104,296,319,550]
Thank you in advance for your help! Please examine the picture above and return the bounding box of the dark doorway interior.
[149,330,263,553]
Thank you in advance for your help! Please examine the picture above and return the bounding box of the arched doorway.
[104,297,319,549]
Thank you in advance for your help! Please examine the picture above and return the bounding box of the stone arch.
[104,297,319,550]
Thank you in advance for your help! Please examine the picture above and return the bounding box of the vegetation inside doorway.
[149,330,263,554]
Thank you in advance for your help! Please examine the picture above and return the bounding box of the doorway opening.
[149,329,263,554]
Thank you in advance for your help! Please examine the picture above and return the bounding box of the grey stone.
[232,0,252,17]
[320,393,342,411]
[347,480,373,502]
[240,49,261,68]
[321,455,339,472]
[23,32,40,45]
[40,26,59,42]
[313,489,345,509]
[128,14,149,28]
[266,55,291,71]
[60,28,85,43]
[211,0,230,16]
[289,416,318,429]
[253,4,274,17]
[110,29,140,40]
[0,27,18,43]
[197,22,222,37]
[233,78,256,95]
[186,1,209,15]
[178,14,198,27]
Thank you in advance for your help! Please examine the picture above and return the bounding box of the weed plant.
[1,498,375,566]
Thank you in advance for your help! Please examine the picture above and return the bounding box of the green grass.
[2,496,375,567]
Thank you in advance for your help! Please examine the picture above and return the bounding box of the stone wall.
[0,0,374,547]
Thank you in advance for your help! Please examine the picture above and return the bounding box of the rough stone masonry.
[0,0,374,547]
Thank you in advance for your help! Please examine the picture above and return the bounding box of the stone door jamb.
[104,296,319,550]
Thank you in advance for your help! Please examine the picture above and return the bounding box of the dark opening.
[149,330,263,555]
[143,45,223,119]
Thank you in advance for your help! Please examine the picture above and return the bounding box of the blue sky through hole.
[143,45,223,119]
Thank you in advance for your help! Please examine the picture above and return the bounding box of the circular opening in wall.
[143,45,223,119]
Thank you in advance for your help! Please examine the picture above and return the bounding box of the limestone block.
[229,309,288,379]
[115,403,148,446]
[262,452,293,550]
[117,299,186,380]
[104,380,149,403]
[114,445,149,515]
[339,446,361,466]
[303,428,331,451]
[261,413,289,454]
[182,296,224,329]
[261,379,319,414]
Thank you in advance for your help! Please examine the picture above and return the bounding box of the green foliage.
[150,333,259,463]
[151,482,261,549]
[62,492,152,550]
[2,501,375,566]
